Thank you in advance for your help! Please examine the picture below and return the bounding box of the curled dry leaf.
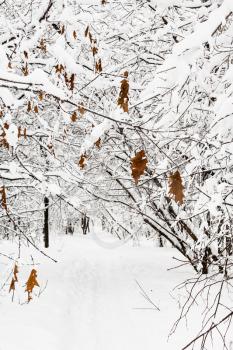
[168,170,185,205]
[131,150,147,184]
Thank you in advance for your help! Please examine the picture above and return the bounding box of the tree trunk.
[43,196,49,248]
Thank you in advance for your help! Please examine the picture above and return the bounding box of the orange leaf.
[25,269,39,302]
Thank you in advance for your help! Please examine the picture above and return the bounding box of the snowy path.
[0,236,228,350]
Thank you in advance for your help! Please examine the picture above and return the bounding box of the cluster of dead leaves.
[27,94,43,114]
[85,26,100,64]
[17,127,27,140]
[38,38,47,53]
[64,72,75,91]
[54,64,75,91]
[78,136,101,170]
[0,123,10,149]
[130,151,185,204]
[70,104,86,122]
[95,58,102,73]
[79,154,87,169]
[118,71,129,113]
[9,265,40,302]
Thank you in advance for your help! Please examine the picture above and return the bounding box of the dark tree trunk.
[202,247,210,274]
[43,196,49,248]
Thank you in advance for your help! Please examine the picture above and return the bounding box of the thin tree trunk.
[44,196,49,248]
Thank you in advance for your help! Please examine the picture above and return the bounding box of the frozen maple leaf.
[131,150,147,184]
[168,170,185,205]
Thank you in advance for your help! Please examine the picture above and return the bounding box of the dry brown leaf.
[85,26,89,37]
[95,138,101,148]
[22,62,29,76]
[131,150,147,184]
[34,105,39,113]
[71,111,77,122]
[9,278,15,293]
[4,122,9,130]
[39,39,47,53]
[38,92,44,101]
[118,72,129,113]
[79,154,87,169]
[55,64,64,74]
[78,103,85,115]
[0,186,7,211]
[73,30,77,39]
[25,269,39,302]
[27,101,31,112]
[18,126,21,138]
[60,25,65,34]
[70,73,75,91]
[13,264,19,282]
[95,58,102,73]
[168,170,185,205]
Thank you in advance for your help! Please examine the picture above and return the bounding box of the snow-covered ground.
[0,234,232,350]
